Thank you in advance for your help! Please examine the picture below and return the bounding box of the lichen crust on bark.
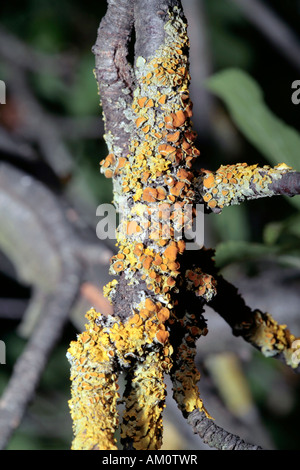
[68,5,213,450]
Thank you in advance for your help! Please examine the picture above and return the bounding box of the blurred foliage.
[205,0,255,70]
[206,68,300,270]
[206,68,300,206]
[0,0,300,450]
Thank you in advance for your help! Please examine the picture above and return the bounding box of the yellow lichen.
[200,163,295,211]
[70,5,214,450]
[68,309,119,450]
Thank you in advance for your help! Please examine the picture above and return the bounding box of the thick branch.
[69,0,296,451]
[134,0,183,60]
[92,0,134,164]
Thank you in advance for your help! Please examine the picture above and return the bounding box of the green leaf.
[206,68,300,209]
[215,240,279,268]
[64,55,99,116]
[264,212,300,245]
[215,239,300,269]
[263,222,283,246]
[211,204,251,242]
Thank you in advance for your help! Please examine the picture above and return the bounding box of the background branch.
[0,26,76,80]
[0,163,113,448]
[230,0,300,72]
[208,274,300,372]
[3,63,74,179]
[0,264,81,449]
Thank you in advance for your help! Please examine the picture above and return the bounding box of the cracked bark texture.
[93,0,134,168]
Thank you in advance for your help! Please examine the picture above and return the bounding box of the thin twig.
[53,115,103,140]
[0,126,37,161]
[208,275,300,373]
[0,267,82,449]
[3,62,74,178]
[230,0,300,72]
[0,299,27,320]
[0,26,76,80]
[0,162,112,448]
[198,164,300,214]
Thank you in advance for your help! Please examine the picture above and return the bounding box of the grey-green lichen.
[200,162,295,212]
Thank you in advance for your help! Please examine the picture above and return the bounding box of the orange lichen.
[164,242,178,261]
[158,143,177,157]
[136,116,147,128]
[104,169,114,179]
[143,187,157,202]
[101,153,116,168]
[126,221,142,236]
[156,329,170,344]
[70,5,213,451]
[137,96,147,107]
[158,94,167,105]
[247,311,296,359]
[200,162,295,212]
[203,174,214,189]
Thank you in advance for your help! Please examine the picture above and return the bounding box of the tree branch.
[0,162,113,448]
[187,409,262,450]
[0,26,76,80]
[0,266,81,450]
[92,0,134,188]
[208,274,300,372]
[197,163,300,213]
[3,62,74,179]
[134,0,182,60]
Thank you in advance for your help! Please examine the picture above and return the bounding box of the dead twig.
[230,0,300,72]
